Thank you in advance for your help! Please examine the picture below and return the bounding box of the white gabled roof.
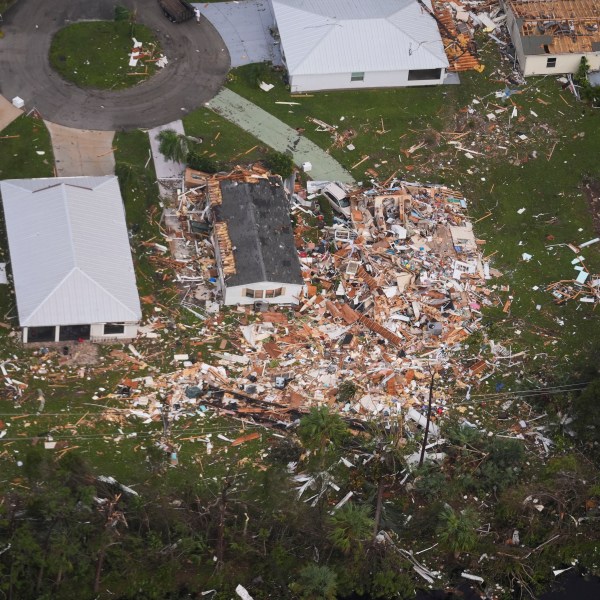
[272,0,448,76]
[0,176,141,327]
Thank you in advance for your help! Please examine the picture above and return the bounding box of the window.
[350,72,364,82]
[245,289,255,298]
[27,326,56,343]
[408,68,442,81]
[104,323,125,335]
[546,57,557,68]
[58,324,91,342]
[265,290,275,298]
[254,290,264,299]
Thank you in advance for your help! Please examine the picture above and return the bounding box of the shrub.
[114,5,131,21]
[265,150,294,178]
[186,151,220,173]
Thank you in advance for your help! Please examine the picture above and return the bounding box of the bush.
[337,380,358,403]
[186,151,220,173]
[265,150,294,178]
[114,5,131,21]
[477,437,525,492]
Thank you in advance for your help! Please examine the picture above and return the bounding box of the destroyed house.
[503,0,600,76]
[271,0,449,92]
[211,177,304,306]
[0,176,141,343]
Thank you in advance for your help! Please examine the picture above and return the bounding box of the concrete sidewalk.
[207,88,354,184]
[148,121,186,198]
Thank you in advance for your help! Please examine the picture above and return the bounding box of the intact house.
[503,0,600,76]
[210,176,304,306]
[270,0,450,93]
[0,176,141,343]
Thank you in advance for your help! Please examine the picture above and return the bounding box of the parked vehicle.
[158,0,195,23]
[322,182,352,219]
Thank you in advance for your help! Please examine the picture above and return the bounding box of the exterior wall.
[522,52,600,76]
[504,4,528,71]
[90,322,139,342]
[503,1,600,76]
[22,322,138,343]
[223,282,303,306]
[289,69,446,93]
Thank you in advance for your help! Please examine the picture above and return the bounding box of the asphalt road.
[0,0,230,130]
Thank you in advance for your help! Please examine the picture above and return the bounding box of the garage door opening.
[58,324,91,341]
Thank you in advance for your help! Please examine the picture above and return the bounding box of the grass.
[227,43,600,381]
[183,107,265,166]
[49,21,161,90]
[0,114,54,180]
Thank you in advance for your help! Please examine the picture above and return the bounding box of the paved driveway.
[0,95,23,132]
[45,122,115,176]
[0,0,230,130]
[193,1,282,67]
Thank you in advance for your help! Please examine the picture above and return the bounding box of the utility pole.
[418,371,436,468]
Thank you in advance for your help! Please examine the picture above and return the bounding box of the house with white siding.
[211,177,304,306]
[271,0,449,92]
[503,0,600,76]
[0,176,141,343]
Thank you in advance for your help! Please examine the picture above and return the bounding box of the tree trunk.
[373,478,385,539]
[94,546,105,594]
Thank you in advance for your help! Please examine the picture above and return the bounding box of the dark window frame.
[546,57,557,68]
[104,323,125,335]
[407,68,442,81]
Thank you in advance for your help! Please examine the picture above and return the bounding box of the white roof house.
[271,0,449,92]
[0,176,141,343]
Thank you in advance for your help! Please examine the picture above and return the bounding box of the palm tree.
[290,563,337,600]
[298,406,349,463]
[436,504,480,557]
[327,502,373,558]
[156,129,190,163]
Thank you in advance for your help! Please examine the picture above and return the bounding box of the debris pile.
[125,172,515,428]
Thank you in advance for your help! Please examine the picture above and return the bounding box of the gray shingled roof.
[214,177,304,287]
[0,176,141,327]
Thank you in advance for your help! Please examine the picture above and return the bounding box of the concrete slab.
[45,122,115,176]
[207,88,354,184]
[193,1,282,67]
[0,95,24,132]
[148,121,186,180]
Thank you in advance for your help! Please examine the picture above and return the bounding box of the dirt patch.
[583,178,600,235]
[60,342,101,366]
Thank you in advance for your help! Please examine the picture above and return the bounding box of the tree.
[290,564,337,600]
[298,406,349,463]
[436,505,480,557]
[156,129,191,163]
[186,150,220,173]
[327,503,373,557]
[265,150,294,178]
[571,379,600,449]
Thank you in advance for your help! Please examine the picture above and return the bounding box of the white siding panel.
[224,282,303,306]
[290,69,445,92]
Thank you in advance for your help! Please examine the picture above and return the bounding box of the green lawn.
[183,106,265,166]
[49,21,161,90]
[0,114,54,179]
